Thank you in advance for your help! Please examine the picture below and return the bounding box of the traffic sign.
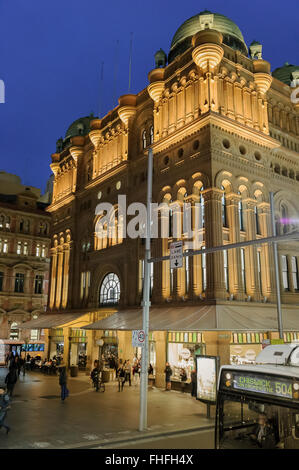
[170,241,183,269]
[132,329,146,347]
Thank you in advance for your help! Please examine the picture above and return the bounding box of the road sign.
[132,330,146,348]
[170,241,183,269]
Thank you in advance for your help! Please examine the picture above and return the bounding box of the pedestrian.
[5,367,18,397]
[191,368,197,397]
[58,364,69,401]
[26,353,31,362]
[164,362,172,391]
[148,363,154,375]
[5,353,9,367]
[90,361,101,391]
[117,364,125,391]
[180,367,187,393]
[132,359,140,386]
[0,388,11,435]
[124,360,132,386]
[19,356,26,377]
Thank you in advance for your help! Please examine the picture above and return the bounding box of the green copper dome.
[169,10,248,62]
[65,114,95,140]
[272,63,299,86]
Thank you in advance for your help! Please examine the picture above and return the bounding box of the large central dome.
[169,10,248,62]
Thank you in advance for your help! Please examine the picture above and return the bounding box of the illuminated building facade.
[34,11,299,385]
[0,172,51,361]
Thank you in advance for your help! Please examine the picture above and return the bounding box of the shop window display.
[167,332,204,381]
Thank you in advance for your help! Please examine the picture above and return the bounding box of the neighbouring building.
[21,10,299,388]
[0,171,52,362]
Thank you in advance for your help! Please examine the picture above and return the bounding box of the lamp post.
[269,191,283,339]
[139,147,153,432]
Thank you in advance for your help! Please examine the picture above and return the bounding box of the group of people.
[164,362,197,397]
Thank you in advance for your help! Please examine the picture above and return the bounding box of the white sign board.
[170,241,183,269]
[132,330,146,348]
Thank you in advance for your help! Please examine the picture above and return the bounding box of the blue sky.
[0,0,298,191]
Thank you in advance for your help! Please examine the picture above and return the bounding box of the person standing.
[117,364,125,391]
[164,362,172,391]
[5,367,18,397]
[58,364,69,401]
[180,368,187,393]
[191,368,197,397]
[124,360,132,386]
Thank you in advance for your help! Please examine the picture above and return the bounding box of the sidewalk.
[0,368,214,449]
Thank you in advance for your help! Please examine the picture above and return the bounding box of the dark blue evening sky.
[0,0,298,192]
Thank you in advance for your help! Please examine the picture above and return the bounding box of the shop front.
[167,331,205,391]
[230,331,269,365]
[48,328,64,360]
[69,328,88,369]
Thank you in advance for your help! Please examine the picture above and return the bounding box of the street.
[0,368,214,449]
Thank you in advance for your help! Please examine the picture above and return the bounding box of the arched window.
[238,192,244,231]
[99,273,120,306]
[150,125,154,145]
[255,205,261,235]
[142,130,147,149]
[10,322,19,340]
[221,186,228,227]
[281,205,288,234]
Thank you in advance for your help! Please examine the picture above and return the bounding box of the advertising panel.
[196,355,219,404]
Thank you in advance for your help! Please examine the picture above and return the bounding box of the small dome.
[0,171,21,185]
[272,63,299,86]
[169,11,248,63]
[65,114,95,140]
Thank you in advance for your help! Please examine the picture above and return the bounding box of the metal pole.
[269,191,283,339]
[139,147,153,431]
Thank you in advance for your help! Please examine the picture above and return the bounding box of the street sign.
[132,329,146,348]
[170,241,183,269]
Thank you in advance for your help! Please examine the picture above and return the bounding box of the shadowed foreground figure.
[0,388,11,434]
[58,365,69,401]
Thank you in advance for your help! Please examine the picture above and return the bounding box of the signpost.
[170,241,183,269]
[132,330,146,348]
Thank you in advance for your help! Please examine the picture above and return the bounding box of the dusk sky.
[0,0,298,192]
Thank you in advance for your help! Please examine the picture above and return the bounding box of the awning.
[82,304,299,332]
[19,313,87,330]
[83,305,217,331]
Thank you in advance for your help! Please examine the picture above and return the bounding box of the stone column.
[243,198,260,300]
[202,188,226,300]
[155,331,167,388]
[204,331,231,366]
[55,246,64,309]
[258,202,276,301]
[225,193,244,299]
[49,249,57,310]
[61,244,70,309]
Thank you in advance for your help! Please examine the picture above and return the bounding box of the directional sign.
[170,241,183,269]
[132,330,146,348]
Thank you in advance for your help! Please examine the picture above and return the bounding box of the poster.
[196,355,218,403]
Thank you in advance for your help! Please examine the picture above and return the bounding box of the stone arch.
[214,170,234,192]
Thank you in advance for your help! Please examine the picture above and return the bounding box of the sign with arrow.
[170,241,183,269]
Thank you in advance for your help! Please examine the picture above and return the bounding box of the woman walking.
[58,364,69,401]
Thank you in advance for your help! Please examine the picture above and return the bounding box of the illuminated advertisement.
[196,355,219,404]
[233,373,293,399]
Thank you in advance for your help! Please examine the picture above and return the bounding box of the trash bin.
[101,370,110,383]
[70,365,78,377]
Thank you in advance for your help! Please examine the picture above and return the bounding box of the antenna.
[113,40,119,106]
[98,61,104,117]
[128,32,133,93]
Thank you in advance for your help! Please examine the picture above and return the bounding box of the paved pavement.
[0,367,215,449]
